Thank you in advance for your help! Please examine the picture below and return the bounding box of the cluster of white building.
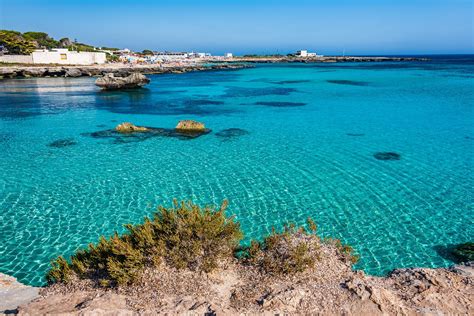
[117,51,233,64]
[0,48,107,65]
[296,50,323,58]
[0,46,233,65]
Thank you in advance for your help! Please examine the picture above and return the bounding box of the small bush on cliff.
[46,200,243,286]
[328,238,360,264]
[243,219,321,275]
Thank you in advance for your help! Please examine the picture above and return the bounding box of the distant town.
[0,29,325,66]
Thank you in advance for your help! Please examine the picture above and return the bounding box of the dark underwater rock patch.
[373,152,401,161]
[158,90,188,94]
[82,127,211,143]
[346,133,365,137]
[272,80,311,85]
[215,128,249,140]
[327,80,369,86]
[48,138,77,148]
[254,101,306,107]
[183,99,225,106]
[96,95,234,116]
[96,124,107,128]
[223,86,298,98]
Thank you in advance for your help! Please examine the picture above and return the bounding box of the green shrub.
[46,200,243,286]
[46,256,72,284]
[327,238,360,264]
[243,221,320,275]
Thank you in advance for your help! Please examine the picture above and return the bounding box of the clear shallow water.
[1,57,473,286]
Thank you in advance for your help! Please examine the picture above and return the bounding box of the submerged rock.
[215,128,249,139]
[48,138,77,148]
[115,122,149,133]
[84,125,211,143]
[346,133,365,137]
[373,152,401,161]
[254,101,306,107]
[175,120,206,131]
[452,242,474,262]
[95,73,150,90]
[327,80,369,86]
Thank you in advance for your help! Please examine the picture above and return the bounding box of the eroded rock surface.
[17,254,473,315]
[115,122,149,133]
[0,273,39,314]
[175,120,206,131]
[95,73,150,90]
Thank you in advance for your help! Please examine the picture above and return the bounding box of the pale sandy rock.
[175,120,206,131]
[115,122,149,133]
[95,73,150,89]
[65,68,82,77]
[16,250,474,315]
[0,273,39,314]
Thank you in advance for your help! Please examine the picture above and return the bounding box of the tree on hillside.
[23,32,59,49]
[0,30,36,54]
[142,49,154,55]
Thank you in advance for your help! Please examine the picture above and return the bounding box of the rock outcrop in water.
[115,122,149,133]
[175,120,206,131]
[95,73,150,90]
[83,121,211,143]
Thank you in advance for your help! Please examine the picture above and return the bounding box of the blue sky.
[0,0,472,55]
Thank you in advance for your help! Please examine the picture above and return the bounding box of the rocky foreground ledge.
[0,63,251,79]
[2,201,472,315]
[6,259,472,314]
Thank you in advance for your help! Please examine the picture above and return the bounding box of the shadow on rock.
[48,138,77,148]
[82,127,211,143]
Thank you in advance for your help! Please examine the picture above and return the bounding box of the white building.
[297,50,308,57]
[225,53,233,58]
[31,49,106,65]
[296,50,319,58]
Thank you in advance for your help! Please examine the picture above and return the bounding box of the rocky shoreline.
[225,55,429,63]
[3,259,472,315]
[0,63,252,79]
[0,56,428,79]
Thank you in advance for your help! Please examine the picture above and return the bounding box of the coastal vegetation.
[46,200,357,287]
[0,30,105,55]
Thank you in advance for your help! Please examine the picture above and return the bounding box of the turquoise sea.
[1,56,473,286]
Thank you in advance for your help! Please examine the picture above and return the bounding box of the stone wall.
[0,55,33,64]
